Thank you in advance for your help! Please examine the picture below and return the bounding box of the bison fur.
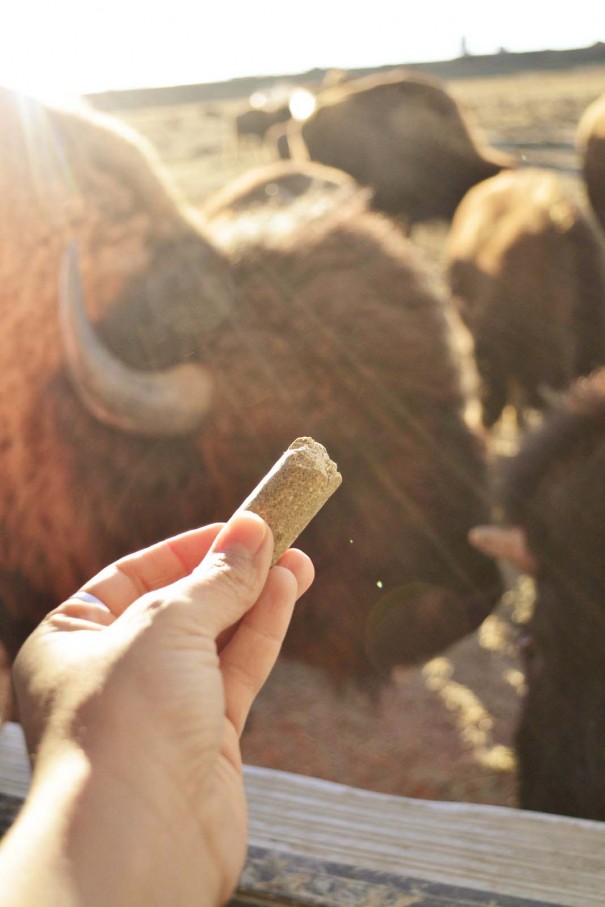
[577,92,605,233]
[0,87,502,684]
[500,368,605,819]
[445,168,605,428]
[289,69,514,225]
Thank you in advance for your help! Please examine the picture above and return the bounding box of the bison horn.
[468,525,538,575]
[59,243,214,436]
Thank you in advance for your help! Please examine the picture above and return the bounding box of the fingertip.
[210,510,272,561]
[275,548,315,599]
[268,563,299,602]
[182,511,275,634]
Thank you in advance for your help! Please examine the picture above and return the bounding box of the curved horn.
[468,525,538,575]
[59,243,214,436]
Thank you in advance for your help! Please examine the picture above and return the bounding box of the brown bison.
[471,368,605,820]
[445,168,605,427]
[0,87,502,686]
[201,159,359,220]
[288,69,514,225]
[577,92,605,232]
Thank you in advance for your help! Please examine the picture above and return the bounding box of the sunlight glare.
[289,88,316,121]
[0,0,602,105]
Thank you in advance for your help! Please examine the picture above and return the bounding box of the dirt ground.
[105,64,604,808]
[239,577,531,807]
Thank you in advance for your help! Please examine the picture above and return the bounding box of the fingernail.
[211,510,270,559]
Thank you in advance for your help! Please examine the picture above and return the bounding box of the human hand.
[8,512,314,906]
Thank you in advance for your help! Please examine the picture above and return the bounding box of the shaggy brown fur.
[0,88,502,682]
[445,168,605,427]
[289,69,513,224]
[501,369,605,819]
[577,92,605,232]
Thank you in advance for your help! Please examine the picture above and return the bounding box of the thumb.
[178,510,275,636]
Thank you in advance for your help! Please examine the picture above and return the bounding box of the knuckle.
[206,551,259,602]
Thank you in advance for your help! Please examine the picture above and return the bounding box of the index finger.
[78,523,224,616]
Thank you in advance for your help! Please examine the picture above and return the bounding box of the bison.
[201,159,360,224]
[445,168,605,428]
[288,69,514,225]
[577,92,605,232]
[235,102,291,148]
[471,368,605,820]
[0,87,502,688]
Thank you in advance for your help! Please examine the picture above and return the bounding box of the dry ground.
[105,65,605,808]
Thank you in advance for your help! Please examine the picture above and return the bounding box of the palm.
[13,516,313,903]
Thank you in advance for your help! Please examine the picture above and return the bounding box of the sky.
[1,0,603,100]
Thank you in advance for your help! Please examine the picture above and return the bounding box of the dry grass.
[104,65,603,807]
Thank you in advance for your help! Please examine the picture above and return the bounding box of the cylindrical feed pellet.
[236,437,342,564]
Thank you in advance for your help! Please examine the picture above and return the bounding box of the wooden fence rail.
[1,722,604,906]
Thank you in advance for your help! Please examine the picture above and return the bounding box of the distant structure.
[460,37,471,57]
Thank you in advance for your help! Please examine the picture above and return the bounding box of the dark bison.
[445,168,605,428]
[471,368,605,820]
[288,69,514,225]
[0,87,502,689]
[235,103,291,147]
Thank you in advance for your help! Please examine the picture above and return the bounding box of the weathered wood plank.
[0,722,31,801]
[1,723,604,906]
[240,765,605,906]
[234,848,568,906]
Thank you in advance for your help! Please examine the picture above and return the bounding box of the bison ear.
[468,525,538,575]
[59,242,215,436]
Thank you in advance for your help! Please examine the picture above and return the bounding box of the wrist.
[2,739,222,907]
